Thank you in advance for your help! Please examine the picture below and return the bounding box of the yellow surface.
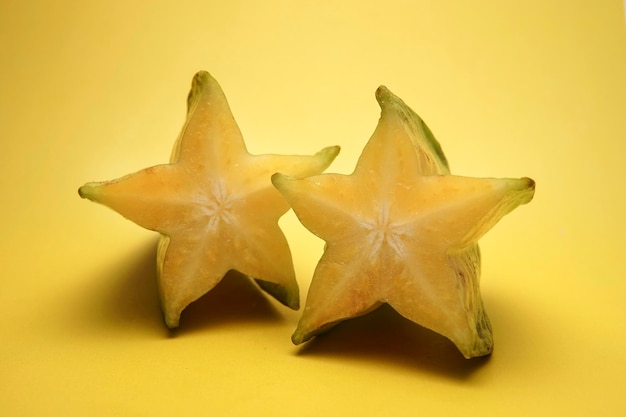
[2,1,625,416]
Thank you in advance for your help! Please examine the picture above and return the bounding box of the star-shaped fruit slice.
[272,86,534,358]
[79,71,340,328]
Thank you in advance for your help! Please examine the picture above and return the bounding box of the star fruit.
[79,71,340,328]
[272,86,535,358]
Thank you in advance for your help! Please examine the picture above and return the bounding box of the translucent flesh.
[79,71,340,327]
[273,86,534,358]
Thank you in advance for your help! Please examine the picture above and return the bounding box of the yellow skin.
[273,87,534,358]
[79,71,339,328]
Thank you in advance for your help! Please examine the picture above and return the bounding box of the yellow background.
[2,1,625,415]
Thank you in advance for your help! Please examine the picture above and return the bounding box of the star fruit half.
[272,86,535,358]
[79,71,340,328]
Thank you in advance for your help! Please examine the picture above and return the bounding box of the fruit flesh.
[79,71,340,328]
[273,86,534,358]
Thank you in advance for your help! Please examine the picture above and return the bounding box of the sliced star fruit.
[79,71,340,328]
[272,86,534,358]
